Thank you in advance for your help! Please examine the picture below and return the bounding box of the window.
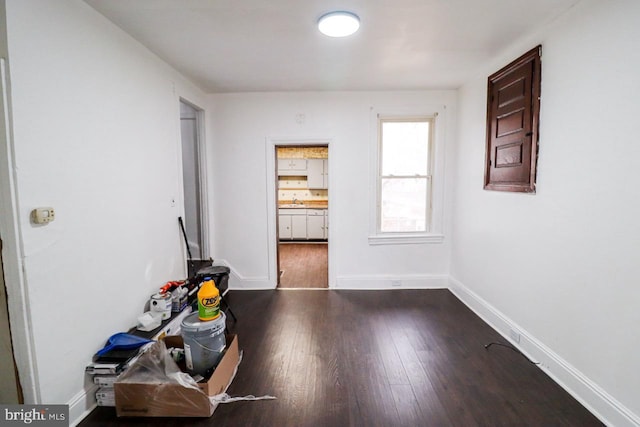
[377,117,433,234]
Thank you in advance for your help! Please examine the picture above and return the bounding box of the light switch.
[31,207,55,224]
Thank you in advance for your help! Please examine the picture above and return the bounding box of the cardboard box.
[114,334,239,417]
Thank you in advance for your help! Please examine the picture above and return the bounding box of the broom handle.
[178,217,194,270]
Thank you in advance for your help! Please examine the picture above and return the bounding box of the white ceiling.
[85,0,581,93]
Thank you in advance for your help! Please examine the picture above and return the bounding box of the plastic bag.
[114,338,276,417]
[117,340,200,390]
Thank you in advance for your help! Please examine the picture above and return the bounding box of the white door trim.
[178,98,209,263]
[265,137,334,289]
[0,58,40,403]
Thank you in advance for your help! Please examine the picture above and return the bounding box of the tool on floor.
[96,333,153,356]
[178,216,196,274]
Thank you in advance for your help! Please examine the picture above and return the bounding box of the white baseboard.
[335,274,448,290]
[449,276,640,427]
[216,259,275,290]
[68,385,97,427]
[229,280,273,290]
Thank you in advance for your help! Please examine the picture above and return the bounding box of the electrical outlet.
[31,207,55,224]
[509,328,521,344]
[391,280,402,287]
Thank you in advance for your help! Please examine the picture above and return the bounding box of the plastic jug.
[197,276,221,321]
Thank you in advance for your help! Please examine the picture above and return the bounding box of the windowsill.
[368,233,444,245]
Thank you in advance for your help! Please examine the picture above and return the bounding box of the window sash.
[380,176,431,232]
[377,117,433,234]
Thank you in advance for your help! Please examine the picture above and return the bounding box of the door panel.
[485,46,541,193]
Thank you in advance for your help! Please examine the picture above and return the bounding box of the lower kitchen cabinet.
[279,208,327,241]
[291,215,307,239]
[279,208,307,240]
[307,209,326,239]
[279,215,292,239]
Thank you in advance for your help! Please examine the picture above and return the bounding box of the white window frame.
[369,110,445,245]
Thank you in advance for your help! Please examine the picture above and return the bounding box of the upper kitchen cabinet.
[277,158,307,176]
[307,159,328,189]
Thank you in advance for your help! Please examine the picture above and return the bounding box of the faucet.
[292,198,299,205]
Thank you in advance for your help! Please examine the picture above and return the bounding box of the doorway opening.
[180,100,208,276]
[276,145,328,289]
[0,238,23,403]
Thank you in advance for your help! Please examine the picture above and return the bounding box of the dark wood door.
[485,46,541,193]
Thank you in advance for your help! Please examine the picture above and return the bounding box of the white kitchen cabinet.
[306,209,328,240]
[307,159,328,189]
[277,158,307,176]
[279,208,307,240]
[306,209,325,239]
[324,209,328,240]
[279,214,292,239]
[280,208,328,240]
[291,215,307,239]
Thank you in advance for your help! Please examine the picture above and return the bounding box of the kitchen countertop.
[279,201,328,209]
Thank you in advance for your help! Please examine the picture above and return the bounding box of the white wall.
[2,0,207,423]
[208,91,456,289]
[450,0,640,425]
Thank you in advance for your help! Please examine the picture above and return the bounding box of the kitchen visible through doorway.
[276,145,328,288]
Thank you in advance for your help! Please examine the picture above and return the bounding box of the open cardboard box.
[114,334,239,417]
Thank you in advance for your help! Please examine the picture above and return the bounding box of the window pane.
[381,121,430,176]
[380,178,427,232]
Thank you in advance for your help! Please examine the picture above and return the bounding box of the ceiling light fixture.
[318,11,360,38]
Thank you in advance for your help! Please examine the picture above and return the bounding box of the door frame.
[0,238,23,403]
[178,98,209,263]
[0,57,39,402]
[265,137,334,289]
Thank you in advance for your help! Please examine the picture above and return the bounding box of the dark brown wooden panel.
[495,140,524,167]
[79,289,603,427]
[485,46,541,193]
[497,77,526,108]
[496,108,525,138]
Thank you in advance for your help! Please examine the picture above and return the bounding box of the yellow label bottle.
[197,277,221,321]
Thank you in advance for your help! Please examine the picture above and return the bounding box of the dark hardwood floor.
[80,290,603,426]
[278,243,327,288]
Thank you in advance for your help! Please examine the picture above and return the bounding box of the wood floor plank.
[278,243,327,288]
[79,290,604,427]
[353,352,402,427]
[372,316,411,385]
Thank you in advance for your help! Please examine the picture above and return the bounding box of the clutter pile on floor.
[85,268,275,417]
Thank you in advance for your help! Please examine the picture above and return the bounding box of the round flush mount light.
[318,11,360,37]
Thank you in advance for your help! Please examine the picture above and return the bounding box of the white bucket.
[181,311,226,376]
